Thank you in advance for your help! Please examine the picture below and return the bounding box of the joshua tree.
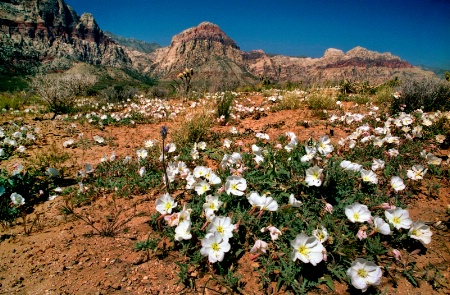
[177,68,194,98]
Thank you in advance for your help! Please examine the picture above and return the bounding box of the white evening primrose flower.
[166,143,176,153]
[0,148,5,157]
[312,226,329,243]
[360,169,378,184]
[225,176,247,196]
[194,179,210,195]
[93,135,104,144]
[206,171,222,186]
[17,145,26,153]
[247,191,263,208]
[207,216,235,241]
[346,258,382,292]
[229,126,238,134]
[301,146,316,162]
[407,165,427,180]
[261,225,282,240]
[63,139,74,148]
[197,141,207,150]
[435,134,446,144]
[387,148,399,157]
[155,193,177,215]
[136,148,148,159]
[190,147,199,160]
[144,139,155,148]
[317,135,334,156]
[289,194,302,207]
[255,132,270,140]
[373,216,391,235]
[200,232,231,263]
[174,220,192,241]
[10,192,25,206]
[223,138,232,148]
[305,166,323,187]
[345,203,371,223]
[340,160,362,172]
[250,240,268,255]
[203,195,223,216]
[290,232,325,266]
[390,176,405,192]
[371,159,385,171]
[426,153,442,165]
[258,194,278,212]
[193,166,209,178]
[385,208,412,230]
[408,221,432,245]
[138,166,145,177]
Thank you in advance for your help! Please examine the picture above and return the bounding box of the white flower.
[261,225,282,240]
[194,179,211,195]
[206,171,221,186]
[390,176,405,192]
[301,146,317,162]
[407,165,427,180]
[371,159,385,171]
[207,216,235,240]
[174,220,192,241]
[426,153,442,165]
[305,166,323,187]
[387,148,399,157]
[385,208,412,230]
[340,160,362,172]
[200,232,231,263]
[346,258,382,292]
[258,194,278,212]
[203,195,223,216]
[290,232,325,266]
[435,134,446,144]
[250,239,268,254]
[155,193,177,215]
[138,166,145,177]
[93,135,104,144]
[288,194,302,207]
[345,203,371,223]
[193,166,209,178]
[229,126,238,134]
[223,138,232,148]
[10,192,25,206]
[17,145,26,153]
[136,148,148,159]
[408,221,432,245]
[360,169,378,184]
[317,135,334,156]
[144,139,155,148]
[312,226,329,243]
[373,216,391,235]
[255,132,270,140]
[166,143,176,153]
[63,139,74,148]
[197,141,207,150]
[225,176,247,196]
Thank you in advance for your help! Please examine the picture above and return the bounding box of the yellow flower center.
[317,233,324,241]
[353,213,360,221]
[231,183,238,191]
[298,245,310,257]
[216,225,224,234]
[357,268,368,278]
[392,216,400,225]
[164,202,172,211]
[411,229,419,236]
[211,242,220,251]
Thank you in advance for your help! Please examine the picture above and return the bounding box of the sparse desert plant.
[216,91,234,124]
[100,85,138,103]
[31,73,97,117]
[391,78,450,114]
[172,108,213,146]
[306,93,336,110]
[273,91,304,111]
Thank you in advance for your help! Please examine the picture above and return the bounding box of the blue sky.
[66,0,450,68]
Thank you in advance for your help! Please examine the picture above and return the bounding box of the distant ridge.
[104,31,161,54]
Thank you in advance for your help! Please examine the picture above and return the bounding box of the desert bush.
[391,78,450,114]
[273,91,304,111]
[31,73,97,117]
[216,91,234,124]
[100,85,138,103]
[172,109,213,147]
[374,85,395,104]
[306,93,336,110]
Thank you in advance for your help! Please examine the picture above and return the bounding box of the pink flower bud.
[392,249,402,261]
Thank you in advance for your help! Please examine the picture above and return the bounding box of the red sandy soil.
[0,95,449,294]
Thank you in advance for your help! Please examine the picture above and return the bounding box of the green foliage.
[306,93,336,110]
[172,110,213,147]
[100,85,139,103]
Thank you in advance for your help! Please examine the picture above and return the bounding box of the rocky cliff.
[0,0,131,75]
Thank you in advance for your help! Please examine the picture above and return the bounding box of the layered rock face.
[0,0,131,75]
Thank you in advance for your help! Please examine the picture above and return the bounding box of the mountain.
[104,31,160,54]
[0,0,131,76]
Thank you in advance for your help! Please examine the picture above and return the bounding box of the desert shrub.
[216,91,234,123]
[0,91,28,110]
[273,91,304,111]
[100,85,138,103]
[31,73,97,117]
[374,85,395,104]
[149,86,170,99]
[391,78,450,114]
[306,93,336,110]
[172,109,213,146]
